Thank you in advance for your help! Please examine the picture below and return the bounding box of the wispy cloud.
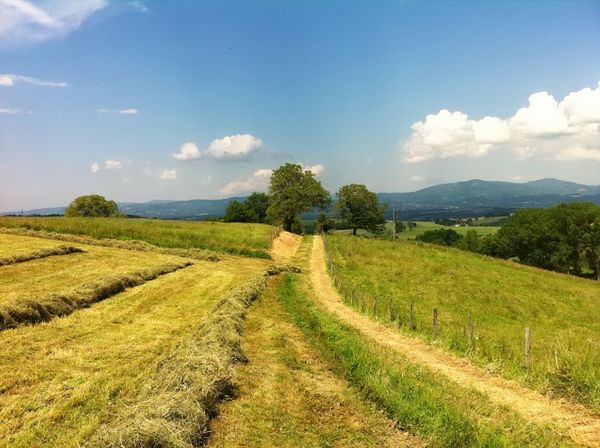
[97,108,140,115]
[90,162,100,173]
[104,160,123,170]
[127,1,147,13]
[402,80,600,163]
[173,134,263,161]
[0,0,108,48]
[0,107,32,114]
[0,73,67,87]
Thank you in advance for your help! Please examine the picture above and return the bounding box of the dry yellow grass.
[0,253,268,446]
[0,232,75,257]
[0,241,190,305]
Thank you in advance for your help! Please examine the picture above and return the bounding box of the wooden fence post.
[524,326,532,371]
[433,307,439,338]
[351,288,355,305]
[409,303,416,331]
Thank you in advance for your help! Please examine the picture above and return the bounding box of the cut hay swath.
[90,269,277,448]
[0,245,83,266]
[0,228,220,262]
[0,261,192,331]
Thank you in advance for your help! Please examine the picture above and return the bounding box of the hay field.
[0,232,270,446]
[325,233,600,410]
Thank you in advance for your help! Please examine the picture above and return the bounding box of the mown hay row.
[0,227,220,262]
[89,270,272,448]
[0,261,192,331]
[0,245,83,266]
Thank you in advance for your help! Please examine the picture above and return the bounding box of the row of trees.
[224,163,387,235]
[415,203,600,280]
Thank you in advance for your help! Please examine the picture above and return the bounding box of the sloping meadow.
[325,233,600,411]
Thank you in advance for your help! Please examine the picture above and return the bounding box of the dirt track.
[309,235,600,448]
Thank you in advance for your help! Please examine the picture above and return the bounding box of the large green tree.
[267,163,331,232]
[65,194,119,217]
[223,192,270,223]
[336,184,386,235]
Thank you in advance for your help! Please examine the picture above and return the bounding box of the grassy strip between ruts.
[0,261,192,331]
[0,245,83,266]
[88,269,276,448]
[0,227,221,262]
[279,273,573,448]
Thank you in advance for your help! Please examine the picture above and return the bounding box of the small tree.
[65,194,119,217]
[336,184,386,236]
[267,163,331,232]
[316,213,335,233]
[224,192,270,223]
[223,200,252,222]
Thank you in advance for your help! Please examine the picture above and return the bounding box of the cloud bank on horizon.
[403,81,600,163]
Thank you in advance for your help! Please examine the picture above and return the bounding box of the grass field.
[0,232,269,446]
[325,233,600,411]
[0,216,275,258]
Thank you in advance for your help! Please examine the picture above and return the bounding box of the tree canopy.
[267,163,331,232]
[223,192,270,223]
[65,195,119,217]
[336,184,386,235]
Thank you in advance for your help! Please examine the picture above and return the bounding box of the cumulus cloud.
[403,81,600,163]
[97,108,139,115]
[0,0,108,47]
[104,160,123,170]
[173,134,263,161]
[0,73,67,87]
[219,168,273,195]
[158,169,177,181]
[90,162,100,173]
[173,142,202,160]
[0,107,32,114]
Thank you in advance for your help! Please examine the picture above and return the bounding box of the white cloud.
[403,81,600,163]
[0,107,32,114]
[90,162,100,173]
[104,160,123,170]
[173,142,202,160]
[174,134,264,162]
[0,73,67,87]
[0,0,108,47]
[218,168,273,195]
[96,108,139,115]
[159,169,177,181]
[206,134,263,159]
[410,175,426,182]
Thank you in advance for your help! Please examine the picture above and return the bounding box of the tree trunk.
[353,227,357,236]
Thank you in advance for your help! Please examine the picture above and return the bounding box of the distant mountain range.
[3,179,600,220]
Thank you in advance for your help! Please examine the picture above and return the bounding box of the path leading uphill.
[309,235,600,448]
[270,231,302,264]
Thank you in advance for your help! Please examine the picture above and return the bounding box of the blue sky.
[1,0,599,210]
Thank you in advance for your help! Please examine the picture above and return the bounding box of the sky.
[1,0,599,211]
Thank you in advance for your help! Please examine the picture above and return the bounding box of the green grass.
[0,216,275,258]
[279,273,571,447]
[325,234,600,411]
